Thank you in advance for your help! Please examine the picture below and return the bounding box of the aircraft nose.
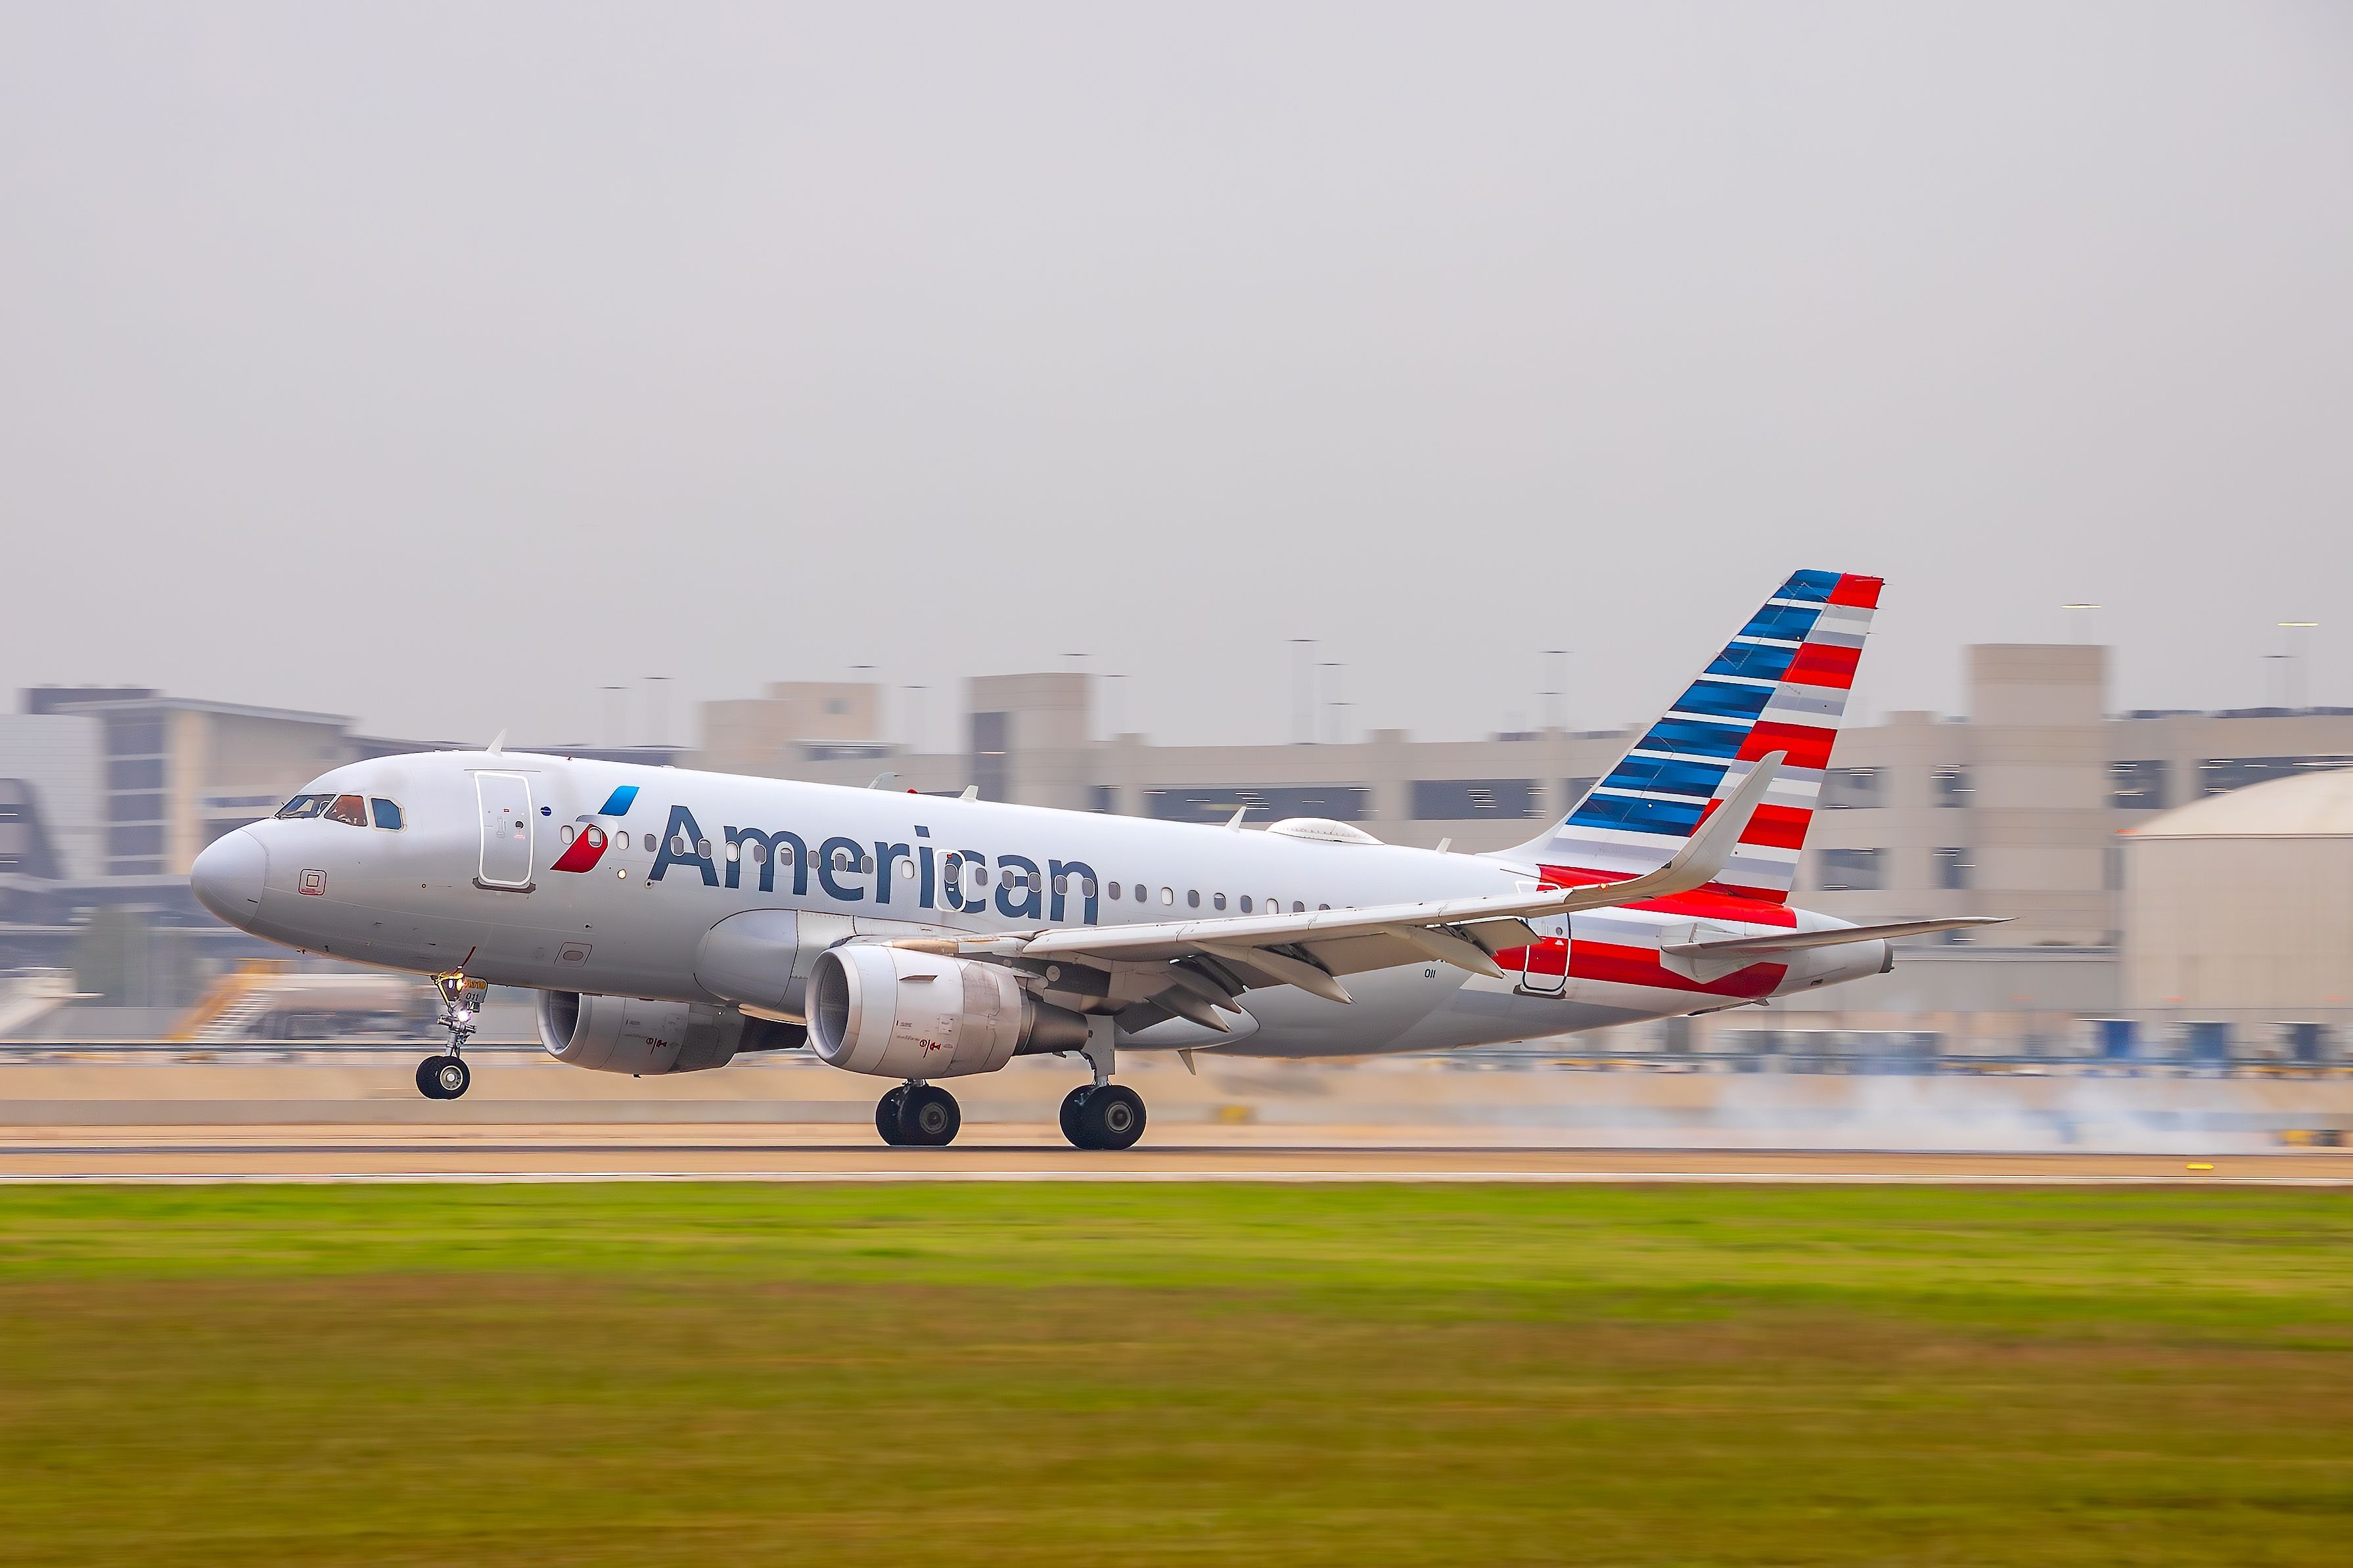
[191,828,268,928]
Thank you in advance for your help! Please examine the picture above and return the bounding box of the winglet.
[959,784,979,801]
[1225,805,1250,831]
[486,728,507,756]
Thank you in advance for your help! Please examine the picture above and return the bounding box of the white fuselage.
[196,750,1884,1060]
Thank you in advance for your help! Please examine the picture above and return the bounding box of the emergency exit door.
[476,773,536,889]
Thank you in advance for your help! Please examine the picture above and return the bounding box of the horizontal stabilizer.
[1661,916,2009,960]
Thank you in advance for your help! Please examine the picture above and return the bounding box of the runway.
[3,1124,2351,1182]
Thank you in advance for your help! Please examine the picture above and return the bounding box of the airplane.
[190,569,2000,1150]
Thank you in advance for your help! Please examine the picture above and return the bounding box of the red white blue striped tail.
[1499,568,1881,903]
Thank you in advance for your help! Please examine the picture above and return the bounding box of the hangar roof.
[2133,768,2353,838]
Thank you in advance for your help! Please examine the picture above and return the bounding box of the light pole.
[645,676,671,752]
[2279,622,2318,711]
[1289,640,1315,744]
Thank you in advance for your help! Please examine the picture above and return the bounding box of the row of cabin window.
[277,794,403,830]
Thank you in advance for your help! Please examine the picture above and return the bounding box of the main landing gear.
[415,972,482,1101]
[877,1082,962,1147]
[1059,1083,1146,1151]
[1060,1016,1145,1151]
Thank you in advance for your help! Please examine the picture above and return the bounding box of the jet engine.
[807,945,1089,1079]
[536,990,804,1075]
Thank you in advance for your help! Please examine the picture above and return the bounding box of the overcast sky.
[3,4,2349,751]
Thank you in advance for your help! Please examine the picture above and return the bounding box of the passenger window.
[1160,886,1174,905]
[369,798,403,830]
[1000,868,1015,888]
[1291,901,1304,913]
[724,840,738,862]
[325,794,369,827]
[560,825,576,845]
[275,794,330,820]
[1053,874,1068,895]
[1081,878,1097,897]
[750,841,767,863]
[778,843,794,863]
[697,838,712,858]
[1212,893,1226,910]
[643,834,657,852]
[671,833,689,855]
[1239,895,1253,913]
[1187,889,1200,908]
[1318,903,1330,911]
[586,826,605,849]
[901,859,916,878]
[1107,881,1122,899]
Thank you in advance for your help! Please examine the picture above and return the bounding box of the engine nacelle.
[808,945,1089,1079]
[537,990,803,1075]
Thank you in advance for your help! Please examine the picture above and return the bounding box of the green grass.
[2,1184,2349,1565]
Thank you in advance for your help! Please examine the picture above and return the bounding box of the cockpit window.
[275,794,332,820]
[370,798,403,830]
[325,794,369,827]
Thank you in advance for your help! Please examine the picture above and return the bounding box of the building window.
[1933,847,1973,890]
[969,711,1010,803]
[1932,765,1972,807]
[1818,849,1885,891]
[1821,767,1882,810]
[107,824,164,858]
[108,792,163,824]
[107,757,164,792]
[1409,779,1541,819]
[2109,759,2168,810]
[1088,785,1115,814]
[2199,755,2353,796]
[104,718,164,758]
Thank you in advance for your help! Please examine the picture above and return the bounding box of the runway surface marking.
[3,1127,2350,1183]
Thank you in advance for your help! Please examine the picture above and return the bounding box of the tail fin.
[1499,568,1881,903]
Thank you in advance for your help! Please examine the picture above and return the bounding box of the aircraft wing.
[936,753,1786,1019]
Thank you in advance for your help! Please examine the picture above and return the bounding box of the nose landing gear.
[415,972,484,1100]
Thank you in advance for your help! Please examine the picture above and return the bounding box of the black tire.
[902,1085,961,1147]
[415,1056,447,1100]
[1058,1086,1091,1147]
[432,1056,470,1099]
[875,1085,909,1146]
[1078,1084,1146,1151]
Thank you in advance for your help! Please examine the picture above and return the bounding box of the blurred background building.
[5,643,2352,1063]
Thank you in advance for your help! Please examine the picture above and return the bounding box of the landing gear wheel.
[875,1085,910,1146]
[415,1056,447,1100]
[430,1056,470,1099]
[1058,1086,1089,1146]
[1071,1084,1146,1150]
[900,1085,961,1147]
